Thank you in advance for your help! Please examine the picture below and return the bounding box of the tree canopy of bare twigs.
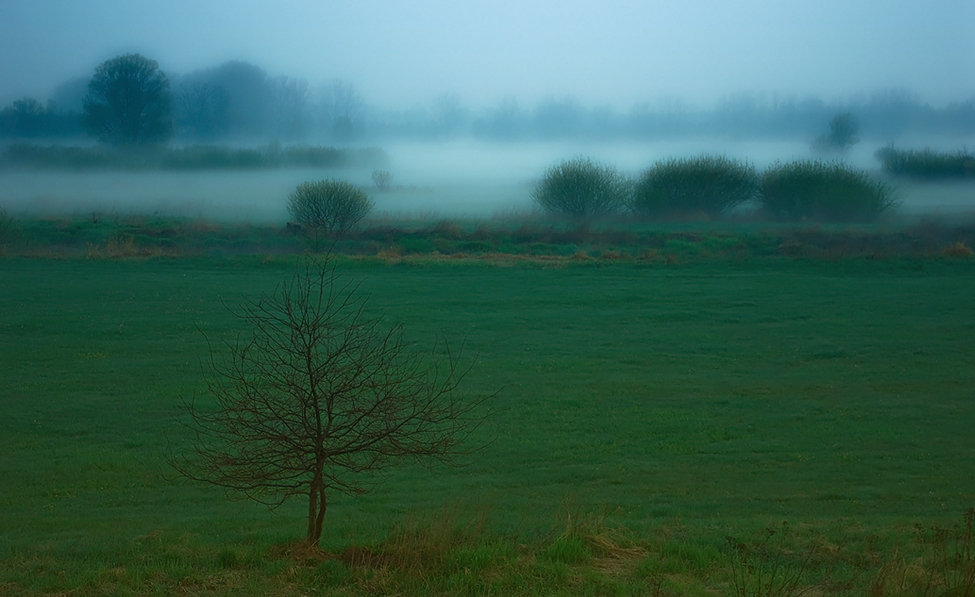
[287,179,373,251]
[170,257,487,547]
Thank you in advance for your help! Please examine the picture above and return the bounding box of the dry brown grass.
[586,532,647,576]
[941,241,975,258]
[869,556,937,596]
[427,219,463,240]
[85,238,172,259]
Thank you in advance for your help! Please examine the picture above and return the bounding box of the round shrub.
[632,154,758,219]
[760,160,896,222]
[531,157,631,219]
[287,179,373,234]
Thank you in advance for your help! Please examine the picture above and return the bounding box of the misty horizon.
[2,0,973,112]
[4,56,975,116]
[2,0,973,222]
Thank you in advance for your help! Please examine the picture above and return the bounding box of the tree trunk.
[306,476,327,546]
[313,488,327,544]
[306,486,318,545]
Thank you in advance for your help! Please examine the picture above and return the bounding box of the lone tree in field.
[171,258,485,547]
[288,179,373,250]
[83,53,174,146]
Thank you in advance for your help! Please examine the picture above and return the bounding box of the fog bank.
[3,138,974,221]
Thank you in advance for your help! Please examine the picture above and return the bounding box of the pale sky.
[1,0,973,110]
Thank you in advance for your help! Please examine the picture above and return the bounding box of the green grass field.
[2,257,975,595]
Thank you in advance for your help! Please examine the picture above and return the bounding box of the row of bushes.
[533,156,897,223]
[0,143,387,170]
[875,146,975,179]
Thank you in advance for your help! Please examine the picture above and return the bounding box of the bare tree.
[270,75,311,139]
[319,80,363,140]
[479,96,521,139]
[812,112,860,153]
[171,257,486,547]
[432,92,466,134]
[174,79,229,139]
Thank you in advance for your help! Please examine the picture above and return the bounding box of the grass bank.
[2,258,974,595]
[2,213,975,261]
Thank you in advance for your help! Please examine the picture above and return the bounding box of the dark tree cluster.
[0,97,82,138]
[82,53,174,146]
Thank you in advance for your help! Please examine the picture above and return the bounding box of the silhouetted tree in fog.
[319,80,363,140]
[0,98,45,137]
[83,54,174,146]
[270,76,311,139]
[50,76,90,114]
[533,96,583,138]
[474,96,522,139]
[203,61,274,137]
[812,112,859,153]
[431,93,467,135]
[173,78,231,139]
[858,88,927,138]
[0,96,82,139]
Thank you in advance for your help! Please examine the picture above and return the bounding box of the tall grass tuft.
[532,156,631,219]
[875,145,975,179]
[726,524,818,597]
[760,160,897,222]
[632,154,758,220]
[871,509,975,597]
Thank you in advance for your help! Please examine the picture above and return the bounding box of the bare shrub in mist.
[288,179,373,249]
[632,155,758,220]
[531,157,631,219]
[760,160,896,222]
[875,145,975,179]
[811,112,859,154]
[372,170,392,190]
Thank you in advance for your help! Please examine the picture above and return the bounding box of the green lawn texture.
[2,257,974,595]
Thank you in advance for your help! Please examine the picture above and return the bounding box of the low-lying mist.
[2,138,973,221]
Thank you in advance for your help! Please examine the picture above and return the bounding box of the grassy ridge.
[3,214,975,260]
[0,143,387,170]
[2,258,975,595]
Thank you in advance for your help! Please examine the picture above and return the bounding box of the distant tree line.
[2,53,974,145]
[0,97,83,138]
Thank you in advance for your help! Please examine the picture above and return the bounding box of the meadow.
[2,255,975,596]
